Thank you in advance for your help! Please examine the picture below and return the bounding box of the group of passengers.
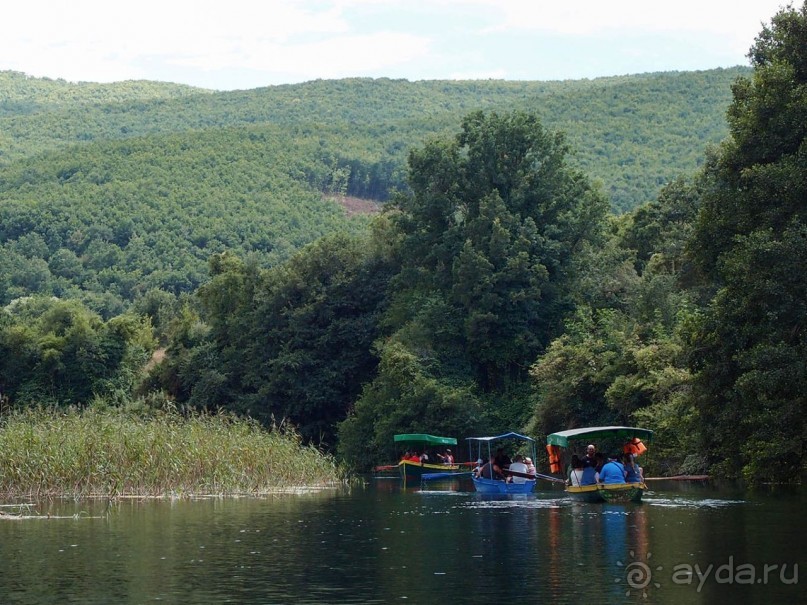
[474,448,536,482]
[401,448,455,465]
[567,444,644,486]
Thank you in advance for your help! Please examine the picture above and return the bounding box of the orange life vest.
[623,438,647,457]
[546,444,562,473]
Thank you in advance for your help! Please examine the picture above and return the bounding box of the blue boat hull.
[472,476,536,494]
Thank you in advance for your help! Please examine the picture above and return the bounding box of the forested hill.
[1,0,804,486]
[2,68,748,212]
[0,70,207,114]
[0,67,747,316]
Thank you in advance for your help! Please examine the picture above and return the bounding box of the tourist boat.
[546,426,653,503]
[393,433,462,482]
[466,432,538,494]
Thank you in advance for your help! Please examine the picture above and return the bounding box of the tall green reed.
[0,407,344,498]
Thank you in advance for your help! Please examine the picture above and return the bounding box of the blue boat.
[467,432,538,494]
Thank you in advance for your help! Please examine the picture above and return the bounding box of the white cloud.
[0,0,354,81]
[475,0,786,52]
[453,0,782,34]
[0,0,793,87]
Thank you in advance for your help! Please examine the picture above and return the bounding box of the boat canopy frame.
[466,432,537,466]
[546,426,653,448]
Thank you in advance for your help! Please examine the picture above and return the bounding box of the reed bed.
[0,407,344,498]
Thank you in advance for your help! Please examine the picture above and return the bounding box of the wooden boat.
[565,483,645,503]
[392,433,462,482]
[467,432,538,495]
[546,426,653,503]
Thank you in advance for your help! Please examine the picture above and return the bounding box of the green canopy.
[546,426,653,448]
[393,434,457,446]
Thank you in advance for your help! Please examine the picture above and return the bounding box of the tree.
[0,297,156,406]
[337,111,609,464]
[166,234,394,447]
[391,110,608,390]
[688,3,807,482]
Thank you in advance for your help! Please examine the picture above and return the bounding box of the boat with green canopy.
[392,433,462,482]
[546,426,653,503]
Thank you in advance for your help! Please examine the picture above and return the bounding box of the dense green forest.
[0,67,743,317]
[1,3,804,484]
[2,67,744,209]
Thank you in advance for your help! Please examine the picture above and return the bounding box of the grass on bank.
[0,407,344,498]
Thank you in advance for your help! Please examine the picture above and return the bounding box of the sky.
[1,0,792,91]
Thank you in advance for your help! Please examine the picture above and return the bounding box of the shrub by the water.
[0,407,343,498]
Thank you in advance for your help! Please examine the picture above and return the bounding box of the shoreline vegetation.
[0,407,345,500]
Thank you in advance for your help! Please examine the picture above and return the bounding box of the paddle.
[421,471,474,481]
[373,464,399,472]
[504,468,566,484]
[644,475,709,481]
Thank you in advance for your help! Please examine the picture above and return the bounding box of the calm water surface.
[0,479,803,604]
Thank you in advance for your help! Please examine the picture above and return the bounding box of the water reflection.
[0,483,803,604]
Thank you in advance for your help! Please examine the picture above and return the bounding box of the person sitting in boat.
[478,456,505,481]
[420,451,430,463]
[598,453,627,484]
[580,446,599,485]
[406,451,421,462]
[623,454,643,483]
[584,444,597,467]
[437,448,454,465]
[525,457,536,476]
[472,458,484,476]
[508,454,529,483]
[568,454,585,487]
[594,452,605,474]
[494,448,511,471]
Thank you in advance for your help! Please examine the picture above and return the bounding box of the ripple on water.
[644,496,746,508]
[460,497,568,510]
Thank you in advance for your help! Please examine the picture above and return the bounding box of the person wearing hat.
[525,457,536,475]
[437,448,454,465]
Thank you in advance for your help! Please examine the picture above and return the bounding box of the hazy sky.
[1,0,790,90]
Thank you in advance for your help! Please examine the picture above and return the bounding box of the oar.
[504,468,566,484]
[373,464,399,472]
[644,475,709,481]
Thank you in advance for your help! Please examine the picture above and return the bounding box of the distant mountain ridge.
[1,67,748,211]
[0,67,751,314]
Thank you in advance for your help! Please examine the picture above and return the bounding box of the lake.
[0,478,803,604]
